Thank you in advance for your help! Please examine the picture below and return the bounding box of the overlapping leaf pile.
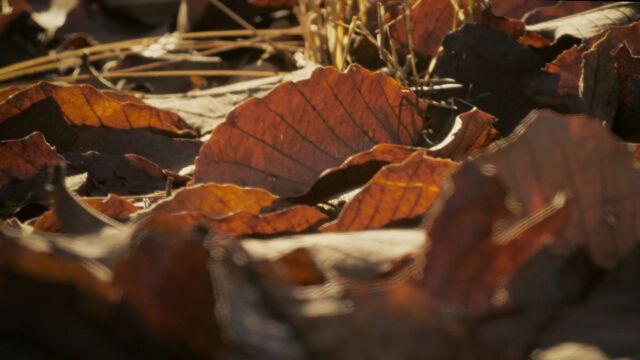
[2,1,640,359]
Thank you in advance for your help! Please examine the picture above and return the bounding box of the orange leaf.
[321,151,458,232]
[146,183,278,218]
[612,44,640,141]
[422,163,568,317]
[33,194,138,233]
[195,65,425,198]
[474,109,640,268]
[0,82,194,136]
[293,143,419,203]
[169,205,328,237]
[427,108,500,160]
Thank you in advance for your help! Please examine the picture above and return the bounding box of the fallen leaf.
[526,2,640,42]
[523,1,607,25]
[167,205,328,237]
[291,143,419,204]
[422,163,569,317]
[474,109,640,268]
[427,107,500,160]
[64,152,188,196]
[145,183,279,218]
[33,194,137,233]
[581,22,640,125]
[611,44,640,141]
[433,23,544,134]
[321,151,458,232]
[0,82,194,136]
[113,214,225,357]
[0,85,20,102]
[0,132,65,217]
[195,65,425,197]
[388,0,458,59]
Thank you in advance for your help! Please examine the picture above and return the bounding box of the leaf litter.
[2,1,640,359]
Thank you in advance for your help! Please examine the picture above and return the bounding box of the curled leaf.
[427,108,499,160]
[0,82,194,136]
[321,151,458,232]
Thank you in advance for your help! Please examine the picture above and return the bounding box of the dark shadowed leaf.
[474,109,640,268]
[434,23,544,134]
[0,132,65,217]
[195,65,425,197]
[611,43,640,141]
[321,151,457,232]
[489,0,549,19]
[33,194,137,233]
[113,214,225,357]
[422,164,569,317]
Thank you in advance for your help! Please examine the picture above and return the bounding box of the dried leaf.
[474,109,640,268]
[581,22,640,124]
[0,82,194,136]
[321,151,458,232]
[422,163,569,316]
[33,194,137,233]
[427,108,500,160]
[489,0,550,19]
[434,24,544,134]
[388,0,458,59]
[0,132,65,216]
[64,152,188,196]
[259,248,327,286]
[523,1,607,25]
[113,214,225,357]
[526,2,640,41]
[611,44,640,141]
[145,183,279,218]
[167,205,328,237]
[195,65,425,197]
[291,143,419,204]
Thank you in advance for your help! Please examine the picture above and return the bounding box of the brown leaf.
[581,22,640,125]
[523,1,607,25]
[0,85,20,102]
[291,143,419,204]
[64,152,189,196]
[611,43,640,141]
[195,65,425,198]
[167,205,328,237]
[113,214,225,357]
[474,109,640,268]
[0,132,65,216]
[146,183,279,218]
[526,2,640,41]
[33,194,137,233]
[427,108,500,160]
[0,82,194,136]
[267,248,326,286]
[422,163,569,317]
[0,224,117,301]
[388,0,458,59]
[321,151,458,232]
